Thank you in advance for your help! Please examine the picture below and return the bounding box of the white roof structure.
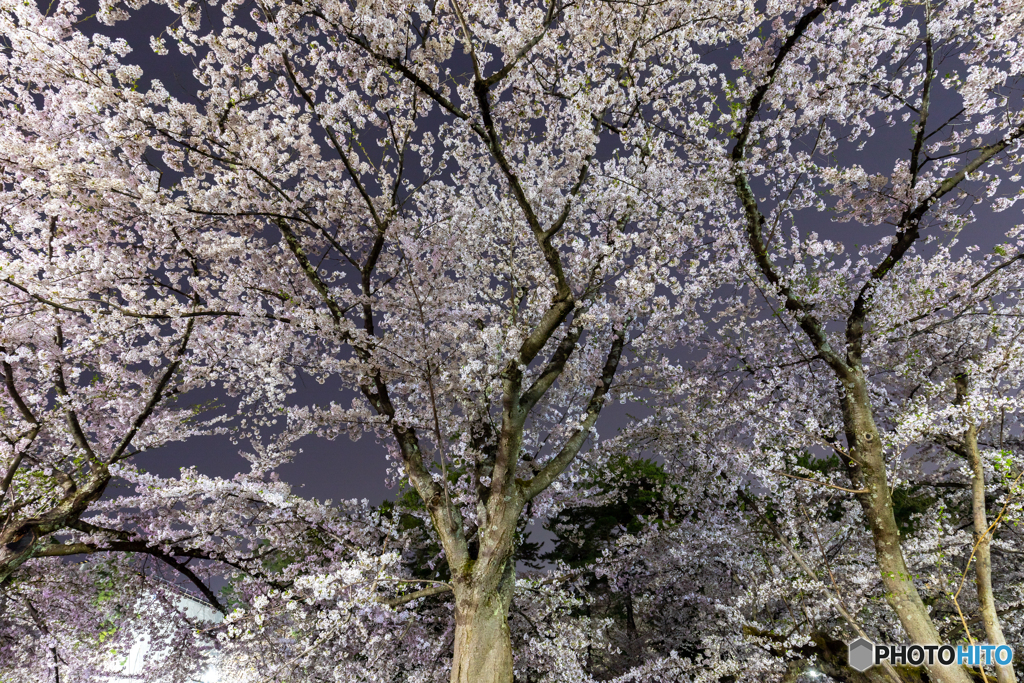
[113,581,224,683]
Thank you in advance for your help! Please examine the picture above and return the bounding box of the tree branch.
[731,2,845,373]
[522,324,627,500]
[110,318,194,463]
[35,537,227,615]
[0,349,40,498]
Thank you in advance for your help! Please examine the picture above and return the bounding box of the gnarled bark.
[450,556,517,683]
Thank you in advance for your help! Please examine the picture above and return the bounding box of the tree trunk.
[840,375,973,683]
[964,425,1016,683]
[624,584,641,667]
[450,554,516,683]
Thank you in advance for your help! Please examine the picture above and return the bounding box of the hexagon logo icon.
[848,638,875,672]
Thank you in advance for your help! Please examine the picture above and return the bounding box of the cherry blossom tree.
[2,0,749,679]
[0,19,256,581]
[38,0,771,681]
[638,248,1024,682]
[4,0,1024,681]
[0,10,315,677]
[686,1,1024,682]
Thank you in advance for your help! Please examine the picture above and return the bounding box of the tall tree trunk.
[841,375,973,683]
[963,424,1016,683]
[624,584,640,667]
[449,541,516,683]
